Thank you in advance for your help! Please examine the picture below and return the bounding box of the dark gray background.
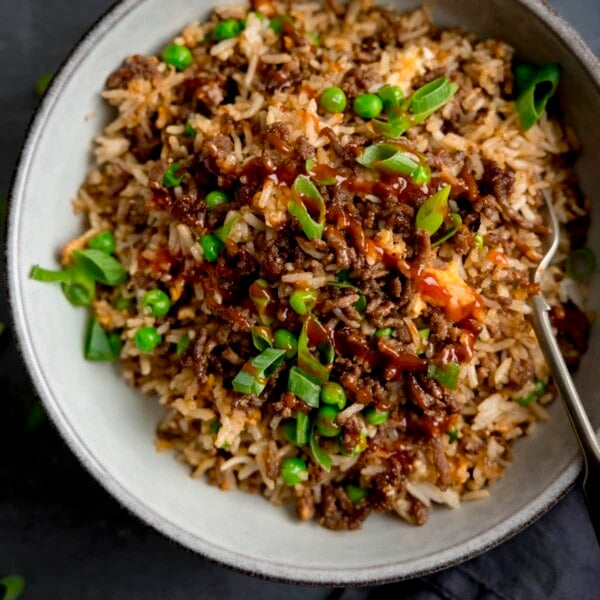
[1,1,598,598]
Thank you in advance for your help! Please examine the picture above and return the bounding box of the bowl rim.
[6,0,600,587]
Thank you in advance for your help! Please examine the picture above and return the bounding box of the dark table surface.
[1,1,599,599]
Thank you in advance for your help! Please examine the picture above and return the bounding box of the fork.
[530,190,600,542]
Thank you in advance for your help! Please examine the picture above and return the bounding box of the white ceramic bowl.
[8,0,600,585]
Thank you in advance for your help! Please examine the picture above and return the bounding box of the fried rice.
[62,0,591,529]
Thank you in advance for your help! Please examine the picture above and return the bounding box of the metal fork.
[530,190,600,542]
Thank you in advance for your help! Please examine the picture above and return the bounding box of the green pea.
[320,86,347,113]
[163,162,183,188]
[316,405,341,437]
[375,328,393,339]
[377,84,404,111]
[473,233,485,250]
[273,328,298,359]
[346,484,369,504]
[88,230,116,254]
[364,406,389,425]
[280,456,308,486]
[162,44,193,70]
[184,123,196,137]
[200,234,224,262]
[213,18,242,41]
[134,326,162,353]
[353,93,383,119]
[205,190,229,210]
[141,289,171,317]
[320,382,347,410]
[289,289,318,314]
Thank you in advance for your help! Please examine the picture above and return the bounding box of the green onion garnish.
[516,379,547,406]
[409,76,459,122]
[249,279,276,326]
[29,265,72,283]
[252,326,273,351]
[432,213,462,247]
[176,334,191,356]
[296,411,310,445]
[415,185,451,235]
[84,317,117,361]
[370,119,407,139]
[288,175,326,240]
[30,264,96,306]
[565,247,596,281]
[309,426,332,472]
[356,143,430,184]
[163,162,183,188]
[447,426,459,442]
[0,574,25,600]
[515,64,561,131]
[346,484,369,505]
[232,348,286,395]
[514,64,537,93]
[288,366,321,408]
[72,248,127,286]
[427,362,461,389]
[298,316,331,384]
[215,216,240,242]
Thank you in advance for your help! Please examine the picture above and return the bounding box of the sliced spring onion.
[409,76,459,121]
[0,574,25,600]
[516,380,547,406]
[514,64,537,93]
[281,420,298,444]
[84,317,116,361]
[298,316,331,384]
[356,143,430,184]
[176,334,191,356]
[346,484,369,504]
[427,362,461,389]
[249,279,276,326]
[29,265,72,283]
[415,185,451,235]
[565,247,596,281]
[288,366,321,408]
[72,248,127,286]
[163,162,183,188]
[288,175,326,240]
[61,265,96,306]
[232,348,286,395]
[318,340,335,365]
[215,216,240,242]
[432,213,463,247]
[370,119,407,139]
[473,233,485,250]
[296,411,310,445]
[252,326,273,351]
[309,426,332,472]
[515,63,561,131]
[447,426,459,442]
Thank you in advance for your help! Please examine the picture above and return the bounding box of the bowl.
[8,0,600,585]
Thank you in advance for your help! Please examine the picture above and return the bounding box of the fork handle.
[531,294,600,542]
